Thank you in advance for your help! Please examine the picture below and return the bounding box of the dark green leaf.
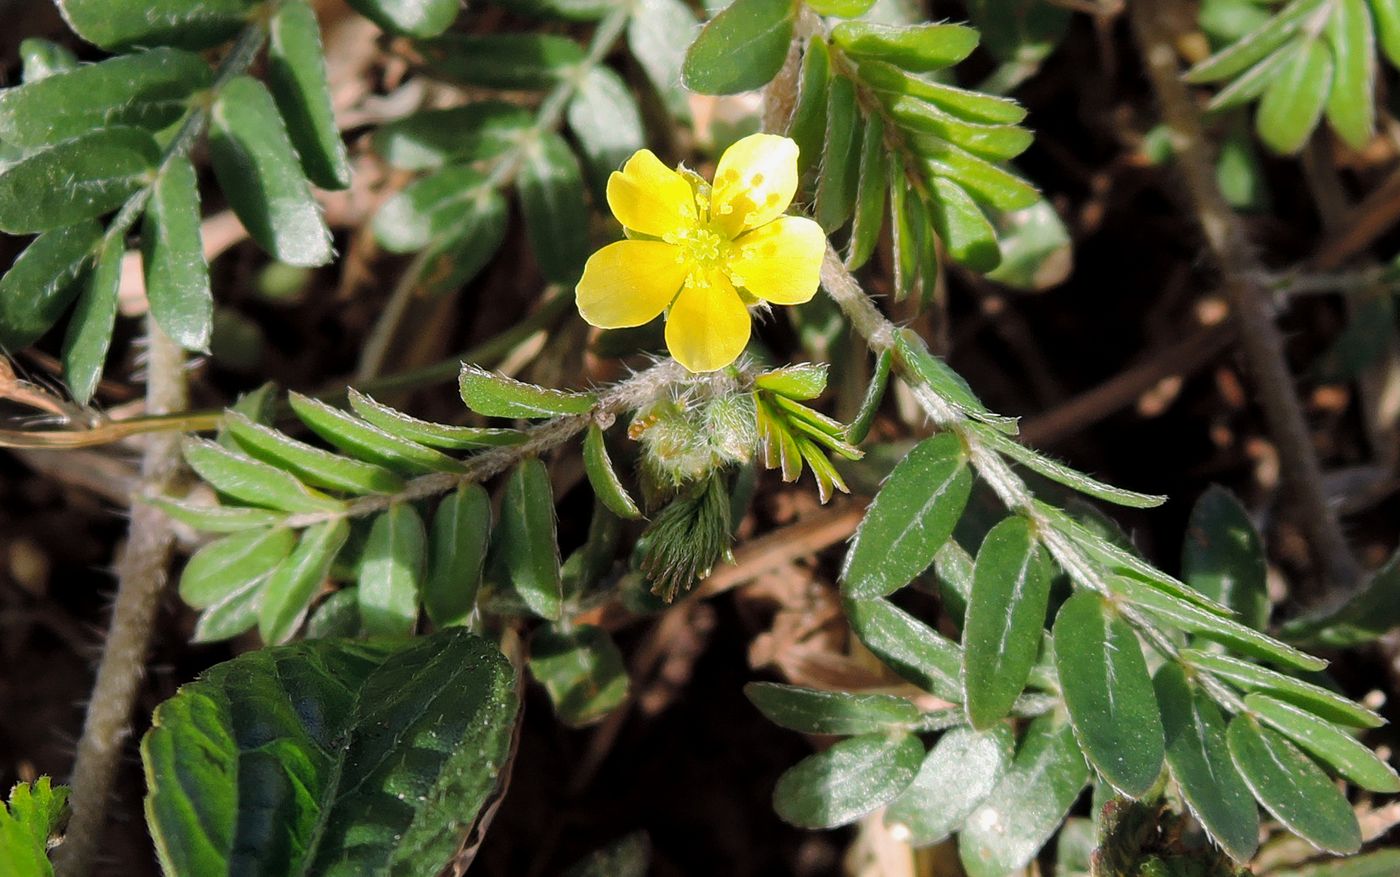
[346,0,457,37]
[933,539,975,624]
[1185,0,1325,83]
[417,33,585,89]
[925,177,1000,273]
[891,99,1034,163]
[143,158,213,351]
[305,587,362,639]
[348,390,524,450]
[0,221,100,349]
[858,60,1027,125]
[1256,37,1332,155]
[958,714,1090,877]
[745,682,919,735]
[373,103,533,171]
[0,126,158,234]
[845,347,891,445]
[259,518,350,644]
[373,166,494,254]
[529,624,629,726]
[889,172,920,300]
[985,198,1074,291]
[1324,0,1375,149]
[974,427,1166,508]
[1246,693,1400,792]
[1180,648,1383,728]
[182,436,346,515]
[289,392,465,474]
[424,485,491,627]
[517,132,590,282]
[142,629,518,877]
[1282,546,1400,648]
[416,199,512,297]
[151,498,286,533]
[567,66,645,198]
[920,141,1039,212]
[843,597,964,702]
[893,330,1015,434]
[192,580,263,642]
[963,517,1053,729]
[62,235,121,404]
[1110,575,1326,671]
[1036,500,1234,614]
[1226,715,1360,854]
[209,76,332,267]
[814,74,862,233]
[1153,663,1258,862]
[0,48,210,148]
[179,527,295,609]
[561,501,623,600]
[268,1,352,190]
[788,38,831,179]
[842,433,972,599]
[628,0,699,118]
[583,424,642,520]
[831,22,979,71]
[459,365,597,418]
[56,0,254,51]
[19,38,78,82]
[225,412,405,496]
[884,725,1013,847]
[681,0,794,95]
[1053,591,1164,797]
[846,114,888,270]
[1053,817,1094,877]
[773,732,923,829]
[1182,486,1269,631]
[496,458,563,620]
[359,505,427,637]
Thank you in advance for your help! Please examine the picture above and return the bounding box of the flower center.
[665,227,730,274]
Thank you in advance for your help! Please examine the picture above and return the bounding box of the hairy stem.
[55,325,188,877]
[1129,1,1363,595]
[284,358,741,528]
[54,19,272,872]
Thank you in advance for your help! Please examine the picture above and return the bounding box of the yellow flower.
[575,133,826,373]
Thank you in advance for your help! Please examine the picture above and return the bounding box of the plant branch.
[1128,1,1363,596]
[54,324,188,877]
[284,358,740,528]
[53,20,272,873]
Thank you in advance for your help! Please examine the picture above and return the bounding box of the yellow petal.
[606,149,698,237]
[709,133,800,237]
[576,240,690,328]
[664,274,751,373]
[727,216,825,305]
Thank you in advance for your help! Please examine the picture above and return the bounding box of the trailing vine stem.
[760,33,1248,712]
[1128,0,1364,599]
[55,325,189,877]
[282,358,751,529]
[54,20,276,875]
[354,0,637,381]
